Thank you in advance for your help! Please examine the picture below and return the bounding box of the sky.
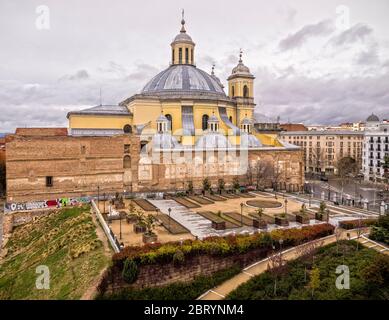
[0,0,389,132]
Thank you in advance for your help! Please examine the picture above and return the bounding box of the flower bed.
[338,218,377,230]
[246,200,282,208]
[132,199,157,211]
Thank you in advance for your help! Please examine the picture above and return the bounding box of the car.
[320,176,329,182]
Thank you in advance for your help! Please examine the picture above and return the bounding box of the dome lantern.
[171,10,195,65]
[240,115,252,133]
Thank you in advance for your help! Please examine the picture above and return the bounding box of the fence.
[91,199,120,253]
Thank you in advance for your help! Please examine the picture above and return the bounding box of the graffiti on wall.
[5,197,90,212]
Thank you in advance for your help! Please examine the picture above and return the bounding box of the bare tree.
[246,162,254,186]
[271,156,283,191]
[336,156,358,202]
[295,239,324,282]
[310,147,327,174]
[267,250,287,296]
[334,227,343,254]
[253,159,273,190]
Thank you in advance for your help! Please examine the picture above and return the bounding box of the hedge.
[112,223,335,268]
[338,219,377,230]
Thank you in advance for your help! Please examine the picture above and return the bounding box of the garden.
[369,214,389,245]
[0,206,109,299]
[96,223,335,298]
[226,240,389,300]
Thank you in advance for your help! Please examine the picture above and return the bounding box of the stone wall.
[99,247,269,294]
[5,134,140,202]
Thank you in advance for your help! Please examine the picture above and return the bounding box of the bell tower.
[171,10,195,65]
[227,50,255,125]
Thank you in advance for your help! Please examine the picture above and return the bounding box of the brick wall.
[5,134,140,202]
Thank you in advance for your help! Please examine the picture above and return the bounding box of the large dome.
[141,65,227,99]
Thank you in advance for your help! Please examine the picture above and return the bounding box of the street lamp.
[279,239,284,252]
[103,192,106,214]
[119,211,122,240]
[284,199,288,215]
[240,202,244,227]
[168,207,172,232]
[97,185,100,210]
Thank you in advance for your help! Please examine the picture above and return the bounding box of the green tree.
[187,180,194,194]
[233,177,240,192]
[309,266,320,299]
[202,177,211,193]
[217,178,225,194]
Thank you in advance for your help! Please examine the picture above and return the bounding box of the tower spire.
[239,48,243,63]
[180,9,186,33]
[211,64,215,75]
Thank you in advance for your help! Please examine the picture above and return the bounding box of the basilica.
[4,16,304,204]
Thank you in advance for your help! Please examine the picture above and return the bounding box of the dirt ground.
[109,219,194,246]
[199,194,304,218]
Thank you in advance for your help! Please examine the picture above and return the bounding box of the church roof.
[366,113,379,122]
[67,105,131,118]
[195,132,233,150]
[141,65,227,100]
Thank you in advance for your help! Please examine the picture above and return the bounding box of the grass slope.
[227,241,389,300]
[0,206,109,300]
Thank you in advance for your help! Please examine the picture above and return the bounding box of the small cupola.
[240,115,252,133]
[156,113,169,133]
[208,112,220,132]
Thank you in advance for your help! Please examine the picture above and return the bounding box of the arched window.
[185,48,189,64]
[243,85,249,98]
[123,155,131,169]
[229,116,233,123]
[179,48,183,64]
[202,114,209,131]
[172,49,174,63]
[231,86,235,97]
[165,114,172,130]
[123,124,132,134]
[191,49,194,64]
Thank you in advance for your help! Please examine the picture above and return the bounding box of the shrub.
[122,259,138,284]
[339,219,377,230]
[172,249,185,265]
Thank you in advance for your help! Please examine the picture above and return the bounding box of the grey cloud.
[355,45,379,65]
[330,23,373,46]
[59,69,90,81]
[253,66,389,125]
[278,19,334,51]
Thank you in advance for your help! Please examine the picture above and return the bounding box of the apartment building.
[280,130,364,174]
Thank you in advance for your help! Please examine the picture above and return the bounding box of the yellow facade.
[67,16,285,149]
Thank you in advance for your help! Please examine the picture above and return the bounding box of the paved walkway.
[149,199,255,239]
[354,235,389,255]
[198,229,362,300]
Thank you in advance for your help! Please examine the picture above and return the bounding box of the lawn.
[226,240,389,300]
[0,206,109,300]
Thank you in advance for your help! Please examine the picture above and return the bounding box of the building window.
[191,49,193,63]
[124,144,130,153]
[243,85,249,98]
[46,176,53,187]
[202,114,209,131]
[123,155,131,169]
[172,48,174,63]
[165,114,172,130]
[229,116,233,123]
[81,145,86,155]
[179,48,183,64]
[123,124,132,134]
[231,86,235,97]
